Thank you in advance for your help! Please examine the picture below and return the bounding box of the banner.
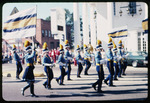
[108,29,128,38]
[3,6,37,39]
[142,18,148,34]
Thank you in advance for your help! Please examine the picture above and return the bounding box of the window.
[42,30,44,37]
[138,38,141,51]
[49,31,51,37]
[129,2,136,14]
[50,42,54,49]
[45,30,48,36]
[138,32,141,36]
[113,2,116,15]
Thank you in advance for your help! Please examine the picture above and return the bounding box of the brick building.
[2,18,72,53]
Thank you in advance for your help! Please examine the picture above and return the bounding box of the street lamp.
[119,9,123,16]
[94,11,97,44]
[119,3,142,17]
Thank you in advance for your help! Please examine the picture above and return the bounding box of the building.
[73,2,148,53]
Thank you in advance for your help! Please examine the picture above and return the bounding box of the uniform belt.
[27,63,33,66]
[96,63,101,66]
[114,61,117,63]
[108,59,111,61]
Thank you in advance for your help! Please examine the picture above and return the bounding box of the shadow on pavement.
[52,86,92,90]
[102,88,147,95]
[3,80,41,83]
[116,83,148,87]
[35,92,104,98]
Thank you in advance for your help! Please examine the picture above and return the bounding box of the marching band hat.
[113,42,117,52]
[108,37,113,48]
[42,42,49,53]
[96,40,102,50]
[59,44,64,53]
[118,40,122,48]
[65,40,70,48]
[76,45,80,51]
[12,44,17,51]
[84,44,88,51]
[24,40,32,52]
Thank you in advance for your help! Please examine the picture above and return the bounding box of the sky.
[2,2,83,23]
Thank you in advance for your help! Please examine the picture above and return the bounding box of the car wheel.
[132,61,137,67]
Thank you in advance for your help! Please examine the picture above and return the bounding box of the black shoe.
[47,87,51,90]
[92,84,96,90]
[60,83,65,85]
[104,80,108,85]
[31,94,38,97]
[84,73,88,75]
[109,84,116,87]
[67,79,72,80]
[21,88,24,96]
[114,78,118,81]
[77,76,81,78]
[43,84,47,88]
[16,77,20,80]
[122,73,126,76]
[56,79,59,84]
[97,90,103,93]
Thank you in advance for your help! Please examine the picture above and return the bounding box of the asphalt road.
[2,61,148,101]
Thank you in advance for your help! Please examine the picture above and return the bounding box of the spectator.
[9,51,12,63]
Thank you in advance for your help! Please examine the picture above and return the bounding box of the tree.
[45,16,51,21]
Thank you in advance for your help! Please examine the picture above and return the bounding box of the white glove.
[67,57,73,60]
[100,59,107,64]
[59,62,66,66]
[78,60,84,63]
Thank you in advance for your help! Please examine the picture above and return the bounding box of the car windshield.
[130,51,147,56]
[131,52,139,56]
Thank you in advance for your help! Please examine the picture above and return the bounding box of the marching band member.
[64,40,73,80]
[122,44,127,75]
[92,40,104,93]
[42,42,54,89]
[113,42,119,80]
[104,37,114,86]
[21,40,37,97]
[117,40,123,78]
[12,44,23,79]
[83,44,91,75]
[76,45,84,78]
[56,44,66,85]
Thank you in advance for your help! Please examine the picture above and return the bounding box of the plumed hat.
[76,45,80,51]
[118,40,122,48]
[84,44,88,51]
[65,40,70,48]
[113,42,117,52]
[96,40,102,50]
[24,40,32,52]
[59,44,64,53]
[108,37,113,47]
[42,42,49,53]
[12,44,17,51]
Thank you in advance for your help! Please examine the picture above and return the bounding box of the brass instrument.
[87,44,94,61]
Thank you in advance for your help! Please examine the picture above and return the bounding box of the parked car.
[2,56,10,63]
[126,51,148,67]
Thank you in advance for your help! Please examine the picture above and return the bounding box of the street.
[2,61,148,101]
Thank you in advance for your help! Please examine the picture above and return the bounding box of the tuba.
[87,44,94,54]
[87,44,93,61]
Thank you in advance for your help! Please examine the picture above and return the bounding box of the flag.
[108,29,128,38]
[142,18,148,34]
[3,6,37,39]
